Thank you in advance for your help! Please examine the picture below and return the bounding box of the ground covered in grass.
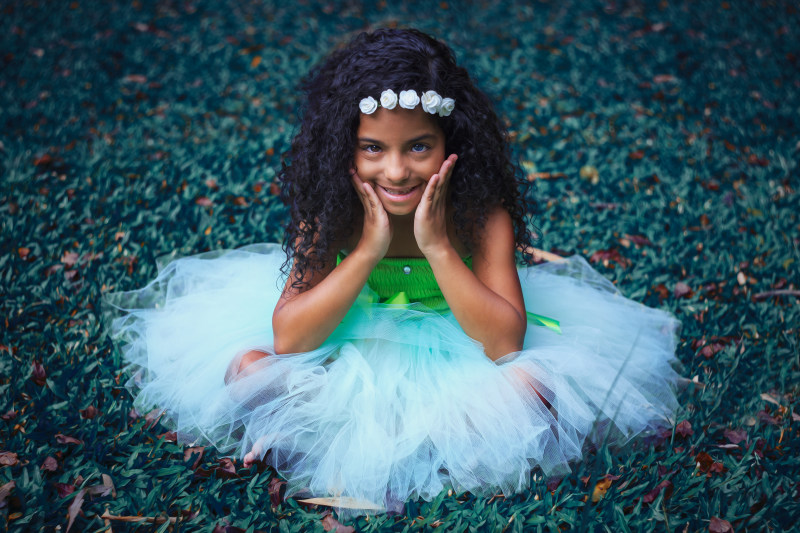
[1,0,799,531]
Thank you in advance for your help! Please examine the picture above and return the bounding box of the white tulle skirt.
[106,243,681,517]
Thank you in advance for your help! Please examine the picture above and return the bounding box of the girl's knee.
[225,349,271,384]
[239,349,270,371]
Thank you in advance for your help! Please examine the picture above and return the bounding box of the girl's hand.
[414,154,457,257]
[351,169,392,261]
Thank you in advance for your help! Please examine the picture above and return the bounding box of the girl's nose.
[384,153,407,182]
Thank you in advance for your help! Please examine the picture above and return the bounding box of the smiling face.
[354,106,446,217]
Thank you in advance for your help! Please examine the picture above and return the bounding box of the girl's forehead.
[356,107,442,140]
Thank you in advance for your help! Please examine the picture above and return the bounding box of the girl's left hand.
[414,154,457,256]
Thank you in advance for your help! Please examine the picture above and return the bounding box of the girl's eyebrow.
[357,133,437,144]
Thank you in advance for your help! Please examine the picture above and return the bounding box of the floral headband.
[359,89,455,117]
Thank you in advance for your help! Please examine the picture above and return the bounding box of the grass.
[1,0,799,531]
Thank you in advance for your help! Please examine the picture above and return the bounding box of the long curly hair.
[278,28,531,290]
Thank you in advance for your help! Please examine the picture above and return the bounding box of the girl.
[108,28,680,517]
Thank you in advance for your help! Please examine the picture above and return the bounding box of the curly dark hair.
[278,28,532,289]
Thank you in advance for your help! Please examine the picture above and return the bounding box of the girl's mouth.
[379,184,420,199]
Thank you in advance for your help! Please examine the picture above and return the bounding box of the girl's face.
[354,106,446,217]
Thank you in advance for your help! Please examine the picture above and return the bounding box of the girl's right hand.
[351,169,392,261]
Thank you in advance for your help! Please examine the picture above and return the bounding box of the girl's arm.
[272,174,392,354]
[415,159,527,360]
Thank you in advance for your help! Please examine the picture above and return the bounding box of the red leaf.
[55,433,84,445]
[17,247,31,260]
[158,431,177,442]
[41,456,58,472]
[546,476,562,491]
[723,428,747,444]
[709,516,733,533]
[695,451,714,472]
[624,234,653,247]
[1,410,16,421]
[55,482,76,498]
[33,153,54,166]
[643,479,673,504]
[628,150,645,160]
[0,452,19,466]
[675,420,694,438]
[195,196,213,207]
[31,360,47,386]
[589,248,630,268]
[652,283,669,302]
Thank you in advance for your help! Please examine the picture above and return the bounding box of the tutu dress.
[106,243,681,516]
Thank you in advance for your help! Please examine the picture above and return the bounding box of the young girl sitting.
[108,28,681,517]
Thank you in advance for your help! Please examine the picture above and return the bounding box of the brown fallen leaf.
[709,516,733,533]
[643,479,673,504]
[624,234,654,247]
[55,433,84,445]
[61,251,79,267]
[268,477,286,507]
[0,481,15,509]
[31,360,47,386]
[0,452,19,467]
[55,482,76,498]
[79,405,98,419]
[589,248,630,268]
[673,282,693,299]
[723,428,747,445]
[321,512,356,533]
[41,456,58,472]
[675,420,694,438]
[184,446,205,470]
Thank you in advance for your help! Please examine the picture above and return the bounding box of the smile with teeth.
[379,184,420,197]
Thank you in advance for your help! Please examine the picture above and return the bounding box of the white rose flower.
[359,96,378,115]
[380,89,398,110]
[438,97,455,117]
[421,90,443,114]
[398,90,420,110]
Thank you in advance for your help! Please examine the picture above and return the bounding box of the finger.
[351,173,375,214]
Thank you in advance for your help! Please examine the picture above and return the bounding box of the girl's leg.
[224,349,272,384]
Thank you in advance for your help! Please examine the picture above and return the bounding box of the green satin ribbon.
[384,291,410,305]
[378,291,562,335]
[526,311,562,334]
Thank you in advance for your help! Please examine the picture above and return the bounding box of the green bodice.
[337,253,472,311]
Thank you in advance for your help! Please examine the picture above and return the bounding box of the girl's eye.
[411,143,429,153]
[362,145,381,154]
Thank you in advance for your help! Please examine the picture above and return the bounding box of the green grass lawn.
[1,0,798,531]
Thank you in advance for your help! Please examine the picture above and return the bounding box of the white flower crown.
[359,89,455,117]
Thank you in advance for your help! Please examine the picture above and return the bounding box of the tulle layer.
[105,243,681,517]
